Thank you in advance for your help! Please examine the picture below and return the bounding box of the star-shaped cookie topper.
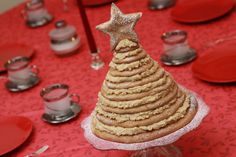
[96,3,142,50]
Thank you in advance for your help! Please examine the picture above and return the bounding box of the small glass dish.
[22,0,53,28]
[49,20,81,56]
[4,56,40,92]
[160,30,197,66]
[40,83,81,124]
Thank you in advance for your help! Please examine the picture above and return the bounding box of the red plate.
[192,41,236,83]
[0,116,33,156]
[0,43,35,72]
[171,0,235,23]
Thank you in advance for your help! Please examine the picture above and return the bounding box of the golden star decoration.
[96,3,142,50]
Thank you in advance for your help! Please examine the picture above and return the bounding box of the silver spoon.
[24,145,49,157]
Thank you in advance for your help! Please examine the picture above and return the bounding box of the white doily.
[81,90,209,151]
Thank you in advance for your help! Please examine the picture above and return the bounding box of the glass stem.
[90,53,104,70]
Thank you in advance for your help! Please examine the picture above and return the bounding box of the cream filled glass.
[5,56,39,85]
[49,20,81,55]
[162,30,190,59]
[23,0,48,22]
[40,84,80,117]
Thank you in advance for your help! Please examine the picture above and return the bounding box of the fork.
[24,145,49,157]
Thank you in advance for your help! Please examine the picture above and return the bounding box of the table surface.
[0,0,236,157]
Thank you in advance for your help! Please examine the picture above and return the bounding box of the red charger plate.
[0,43,35,72]
[171,0,235,23]
[0,116,33,156]
[192,41,236,83]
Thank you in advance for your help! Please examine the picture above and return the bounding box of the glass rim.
[50,34,78,44]
[4,56,30,71]
[26,0,44,10]
[161,30,187,45]
[40,83,69,102]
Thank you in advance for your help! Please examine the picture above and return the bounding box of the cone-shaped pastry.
[91,4,197,143]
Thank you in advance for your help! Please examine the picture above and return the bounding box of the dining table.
[0,0,235,156]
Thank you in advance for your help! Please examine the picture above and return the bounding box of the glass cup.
[40,84,80,117]
[4,56,39,85]
[22,0,47,22]
[49,20,81,56]
[161,30,190,59]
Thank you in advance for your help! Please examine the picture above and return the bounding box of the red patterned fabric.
[0,0,235,156]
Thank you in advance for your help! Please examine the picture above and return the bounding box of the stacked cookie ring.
[91,39,198,143]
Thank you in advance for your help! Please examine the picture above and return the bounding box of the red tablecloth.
[0,0,236,156]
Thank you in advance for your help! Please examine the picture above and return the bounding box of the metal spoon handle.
[24,145,49,157]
